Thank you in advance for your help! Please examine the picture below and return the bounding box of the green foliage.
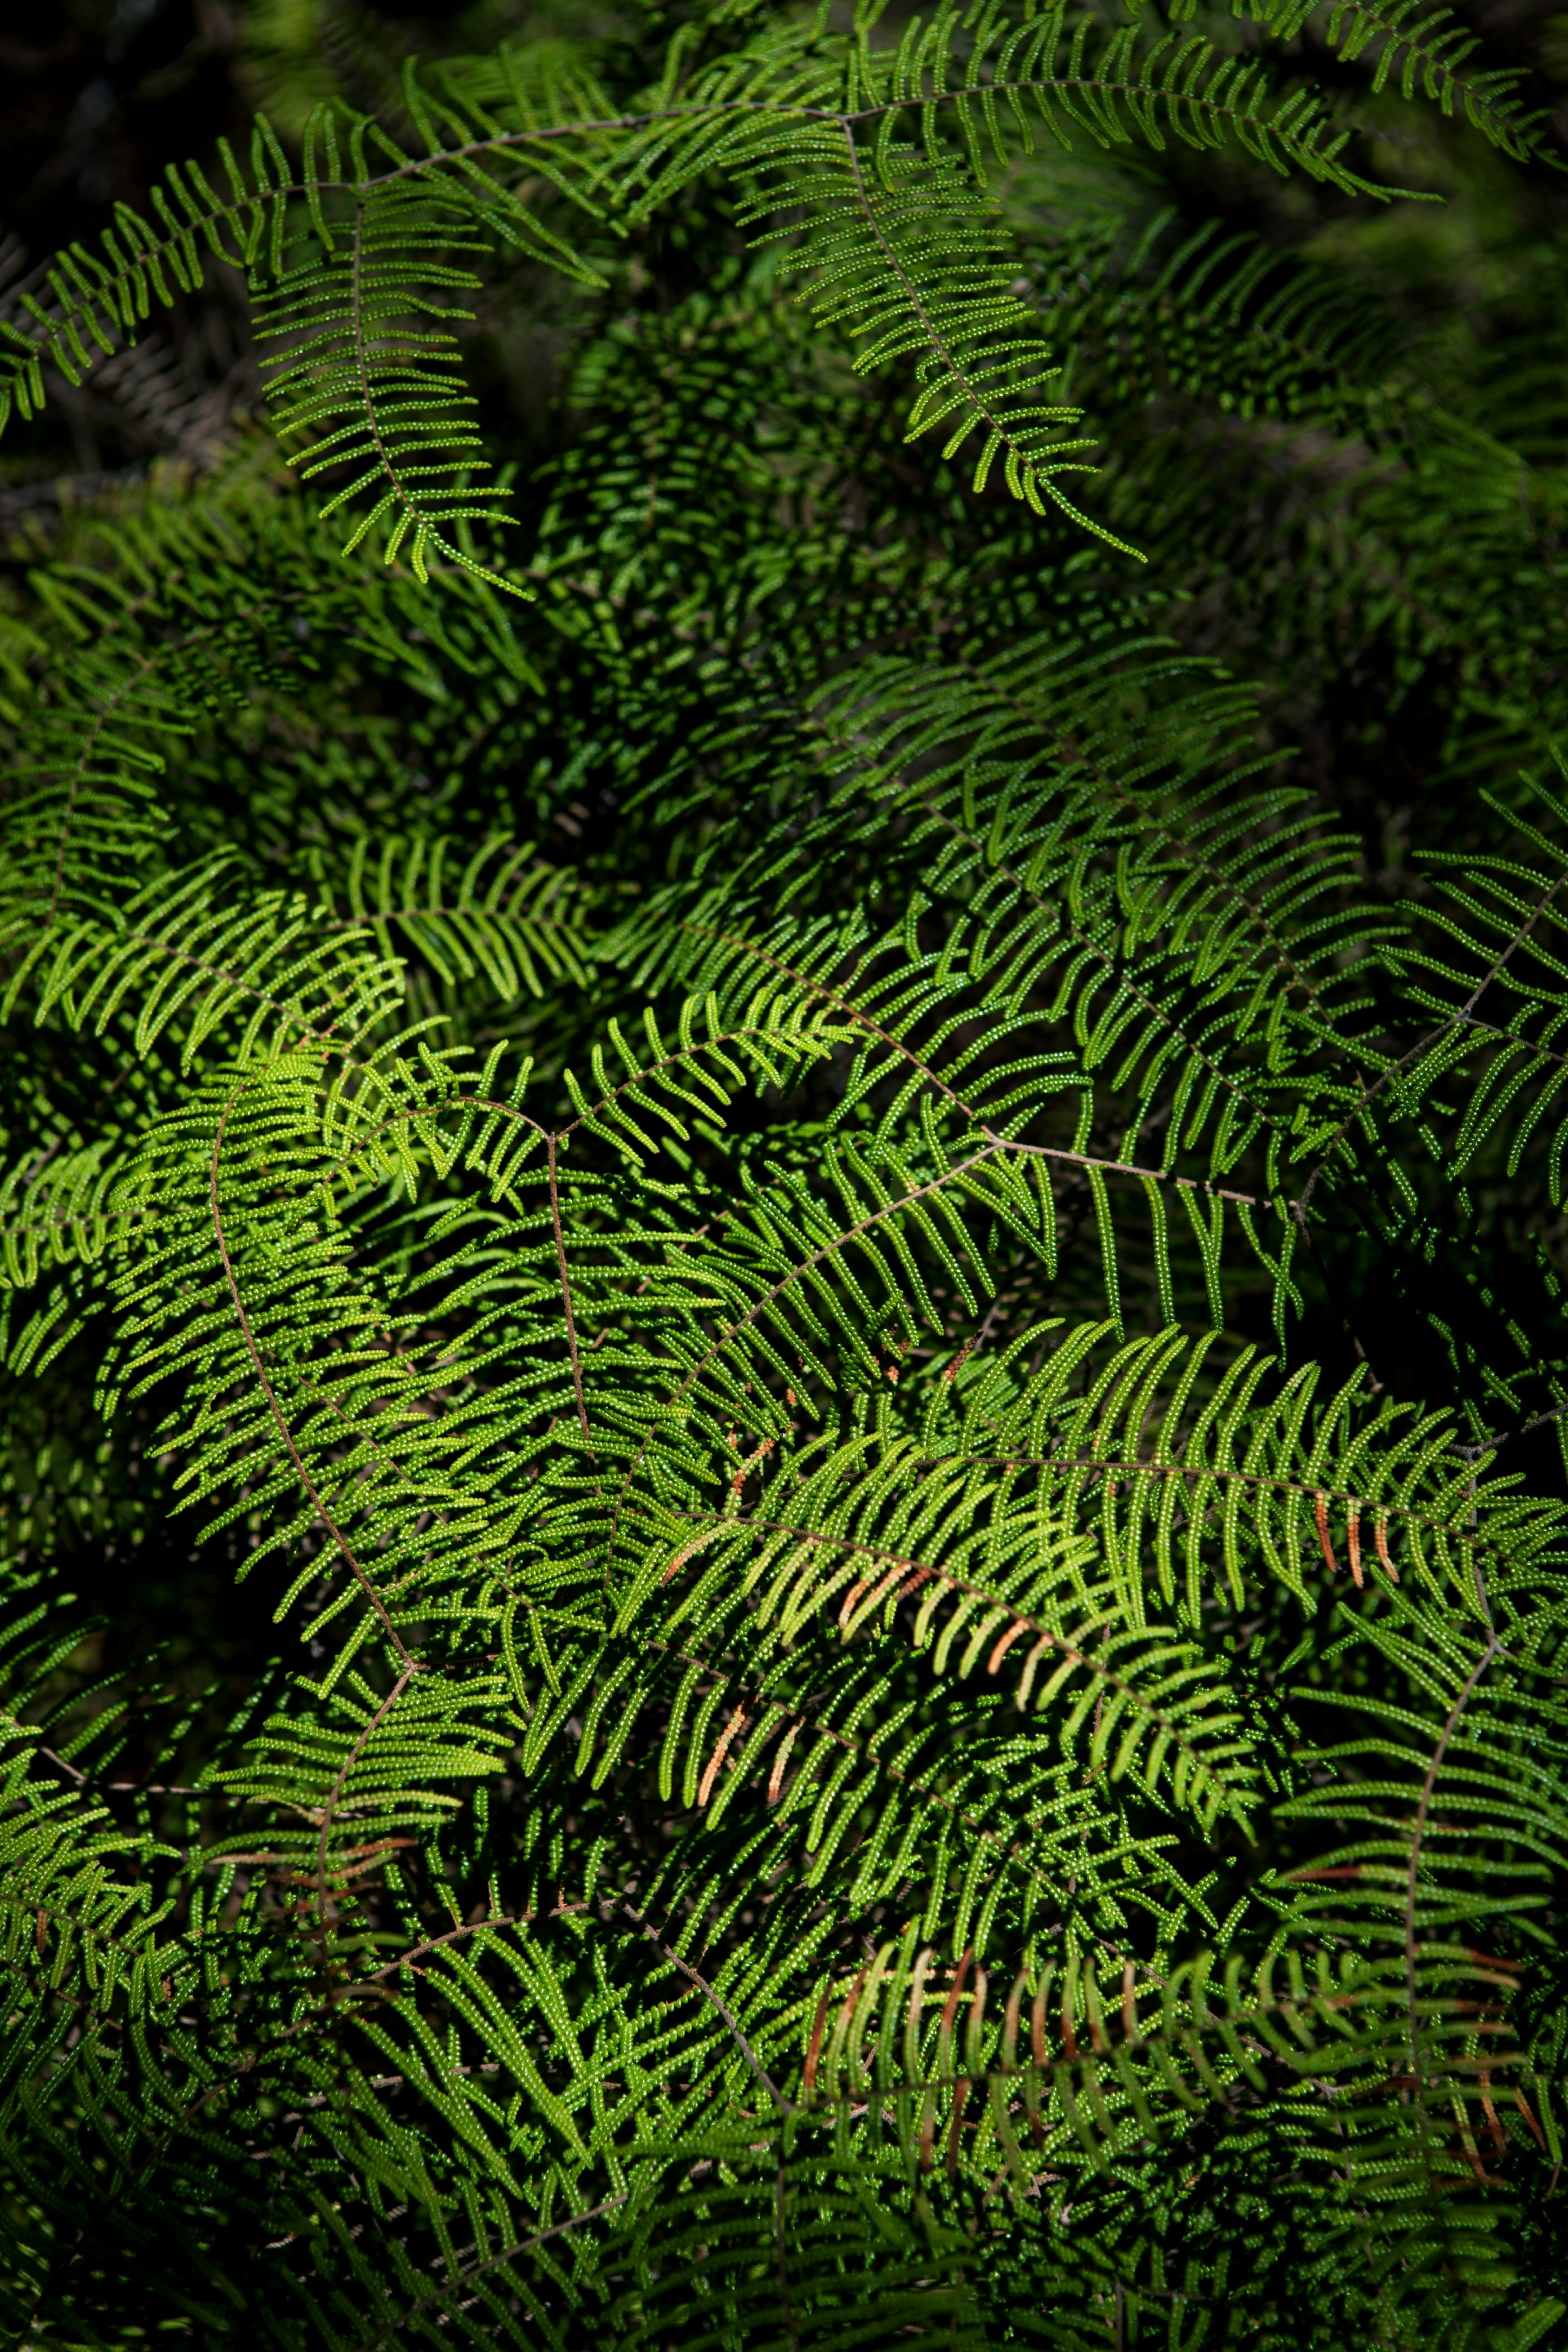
[2,0,1568,2343]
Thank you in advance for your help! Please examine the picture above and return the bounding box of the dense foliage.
[3,0,1568,2342]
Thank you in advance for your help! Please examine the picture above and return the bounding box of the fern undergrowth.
[1,0,1567,2343]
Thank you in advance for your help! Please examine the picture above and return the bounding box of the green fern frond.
[1264,0,1561,165]
[3,5,1568,2343]
[0,0,1465,571]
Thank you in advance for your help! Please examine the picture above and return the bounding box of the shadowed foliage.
[1,0,1568,2343]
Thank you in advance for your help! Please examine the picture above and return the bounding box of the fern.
[0,0,1441,557]
[3,0,1568,2344]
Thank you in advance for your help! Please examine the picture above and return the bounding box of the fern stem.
[208,1079,416,1666]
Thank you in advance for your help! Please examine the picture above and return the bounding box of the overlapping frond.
[1260,0,1560,165]
[3,4,1568,2344]
[312,832,594,1002]
[1,0,1511,566]
[613,634,1400,1349]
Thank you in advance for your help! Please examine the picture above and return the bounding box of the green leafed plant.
[1,0,1567,2342]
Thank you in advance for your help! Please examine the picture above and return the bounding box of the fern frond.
[315,833,594,999]
[0,3,1455,567]
[3,5,1567,2340]
[1271,0,1560,165]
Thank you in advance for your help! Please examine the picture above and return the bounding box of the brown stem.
[548,1129,593,1455]
[1403,1636,1499,2083]
[209,1081,414,1666]
[310,1668,415,2001]
[360,2195,629,2351]
[618,1899,795,2117]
